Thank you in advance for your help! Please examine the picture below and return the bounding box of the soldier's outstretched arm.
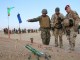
[27,16,41,22]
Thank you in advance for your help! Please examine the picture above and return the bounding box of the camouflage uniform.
[65,10,79,50]
[51,13,64,48]
[28,15,51,45]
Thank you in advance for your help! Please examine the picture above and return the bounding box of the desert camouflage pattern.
[28,15,51,45]
[65,10,80,50]
[41,28,51,45]
[51,13,64,48]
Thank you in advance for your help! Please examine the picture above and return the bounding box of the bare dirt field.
[0,31,80,60]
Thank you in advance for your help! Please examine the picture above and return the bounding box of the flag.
[7,7,14,16]
[17,13,22,23]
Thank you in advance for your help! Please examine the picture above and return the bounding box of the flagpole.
[17,13,22,40]
[8,16,10,38]
[19,23,21,40]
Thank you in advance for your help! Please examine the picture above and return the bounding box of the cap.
[65,5,70,10]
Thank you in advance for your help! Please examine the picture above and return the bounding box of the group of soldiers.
[3,28,26,34]
[27,5,80,51]
[27,29,38,33]
[3,28,39,34]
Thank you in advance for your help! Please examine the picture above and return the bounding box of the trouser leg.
[59,35,63,48]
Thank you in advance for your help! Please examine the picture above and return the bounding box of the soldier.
[51,7,64,48]
[64,5,80,51]
[27,9,51,45]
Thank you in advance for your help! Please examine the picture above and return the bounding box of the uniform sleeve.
[71,11,79,20]
[51,14,55,27]
[51,14,55,23]
[28,16,41,22]
[60,13,65,20]
[48,16,51,27]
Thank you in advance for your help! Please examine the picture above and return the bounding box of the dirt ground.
[0,31,80,60]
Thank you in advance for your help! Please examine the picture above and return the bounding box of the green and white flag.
[7,7,14,16]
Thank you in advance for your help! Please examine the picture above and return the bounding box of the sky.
[0,0,80,30]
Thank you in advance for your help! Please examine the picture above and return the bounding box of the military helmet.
[55,7,60,12]
[63,18,74,27]
[42,9,47,14]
